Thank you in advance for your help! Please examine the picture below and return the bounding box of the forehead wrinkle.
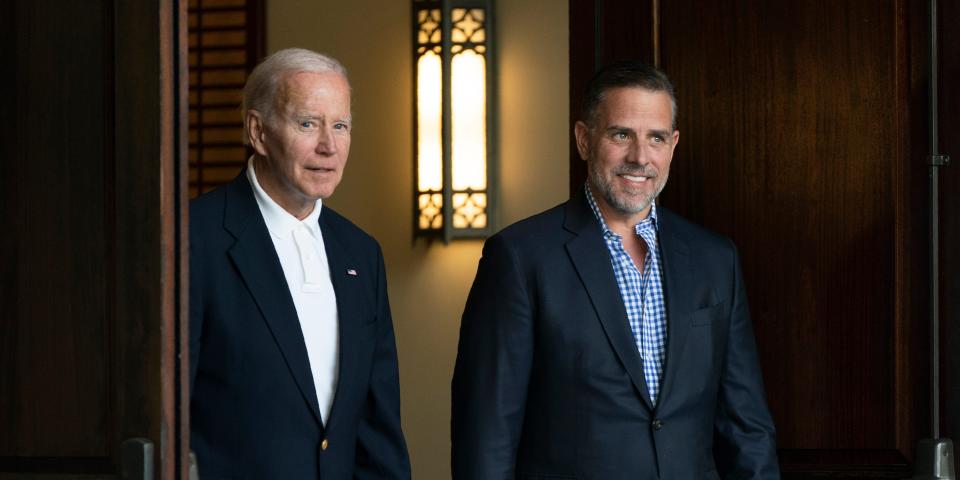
[275,73,352,121]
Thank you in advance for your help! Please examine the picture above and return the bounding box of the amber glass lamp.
[413,0,495,242]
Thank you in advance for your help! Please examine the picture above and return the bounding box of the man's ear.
[574,121,591,161]
[246,110,269,156]
[669,129,680,155]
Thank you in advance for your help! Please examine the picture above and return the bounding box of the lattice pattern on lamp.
[418,192,443,229]
[452,191,487,229]
[451,9,485,54]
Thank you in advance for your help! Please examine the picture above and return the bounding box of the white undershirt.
[247,158,339,425]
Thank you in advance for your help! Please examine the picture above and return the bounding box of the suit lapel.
[316,211,367,434]
[222,173,324,427]
[564,191,655,411]
[655,208,693,405]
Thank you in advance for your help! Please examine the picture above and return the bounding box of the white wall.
[268,2,568,477]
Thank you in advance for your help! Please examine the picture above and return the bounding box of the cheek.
[659,151,674,169]
[596,146,623,169]
[287,138,317,158]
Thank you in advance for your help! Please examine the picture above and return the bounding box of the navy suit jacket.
[190,172,410,479]
[452,190,779,479]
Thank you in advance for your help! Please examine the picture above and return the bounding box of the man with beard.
[451,61,779,479]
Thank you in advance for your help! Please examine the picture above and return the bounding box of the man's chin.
[302,182,340,201]
[609,194,654,216]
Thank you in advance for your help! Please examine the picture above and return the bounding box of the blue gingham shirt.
[585,184,668,404]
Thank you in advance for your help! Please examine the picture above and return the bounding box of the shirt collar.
[247,156,323,241]
[584,182,659,237]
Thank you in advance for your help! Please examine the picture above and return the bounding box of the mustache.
[613,165,658,178]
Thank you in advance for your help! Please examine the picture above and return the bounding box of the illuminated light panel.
[417,49,443,193]
[451,48,486,192]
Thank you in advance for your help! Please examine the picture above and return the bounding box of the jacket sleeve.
[451,233,534,479]
[354,244,412,479]
[714,241,780,479]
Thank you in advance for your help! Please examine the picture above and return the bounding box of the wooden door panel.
[659,0,907,452]
[0,0,188,478]
[942,0,960,455]
[0,1,113,460]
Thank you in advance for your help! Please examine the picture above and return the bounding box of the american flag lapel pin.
[346,268,358,276]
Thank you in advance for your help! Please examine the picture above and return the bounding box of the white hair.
[242,48,349,142]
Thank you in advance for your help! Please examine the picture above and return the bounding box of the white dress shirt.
[247,158,339,424]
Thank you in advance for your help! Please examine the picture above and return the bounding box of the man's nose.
[315,127,337,155]
[625,141,647,165]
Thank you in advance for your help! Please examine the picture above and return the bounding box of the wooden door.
[0,0,189,478]
[570,0,960,477]
[940,0,960,461]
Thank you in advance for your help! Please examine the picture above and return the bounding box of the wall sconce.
[413,0,496,242]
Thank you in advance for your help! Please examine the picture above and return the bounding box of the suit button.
[321,439,329,451]
[652,419,663,431]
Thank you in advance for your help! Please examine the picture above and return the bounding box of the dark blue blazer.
[452,190,779,479]
[190,172,410,479]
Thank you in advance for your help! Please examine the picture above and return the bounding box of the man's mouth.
[620,174,649,182]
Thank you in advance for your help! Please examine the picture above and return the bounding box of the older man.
[190,48,410,479]
[452,61,779,479]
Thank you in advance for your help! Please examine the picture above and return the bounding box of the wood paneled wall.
[570,0,958,476]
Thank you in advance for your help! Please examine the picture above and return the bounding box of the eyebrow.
[602,126,672,138]
[293,114,354,124]
[604,126,633,134]
[648,129,671,138]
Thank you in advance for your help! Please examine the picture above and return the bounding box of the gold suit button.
[321,439,329,451]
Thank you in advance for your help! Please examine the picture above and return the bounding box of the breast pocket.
[690,303,723,326]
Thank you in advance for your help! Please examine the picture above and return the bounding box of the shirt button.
[652,419,663,431]
[321,439,329,451]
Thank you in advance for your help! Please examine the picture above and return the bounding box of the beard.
[588,160,667,215]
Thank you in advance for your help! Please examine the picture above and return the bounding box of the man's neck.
[252,155,315,220]
[595,197,650,237]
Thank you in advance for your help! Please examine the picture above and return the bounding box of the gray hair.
[581,60,677,131]
[242,48,349,142]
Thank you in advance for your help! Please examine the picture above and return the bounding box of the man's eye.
[613,132,629,141]
[300,121,316,129]
[651,135,664,143]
